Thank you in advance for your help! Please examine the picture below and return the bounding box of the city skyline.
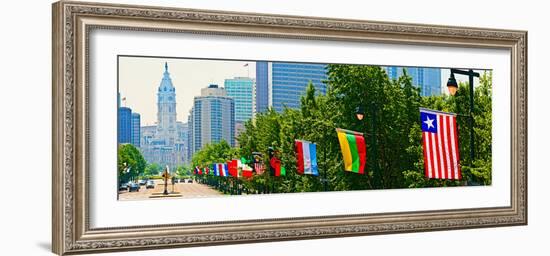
[119,57,256,126]
[120,56,484,126]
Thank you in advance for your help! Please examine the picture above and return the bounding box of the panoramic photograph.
[117,56,493,201]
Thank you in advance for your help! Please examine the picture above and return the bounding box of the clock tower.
[156,62,177,145]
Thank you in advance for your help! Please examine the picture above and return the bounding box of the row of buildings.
[118,61,442,169]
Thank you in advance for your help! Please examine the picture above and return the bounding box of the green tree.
[144,162,162,177]
[117,144,146,182]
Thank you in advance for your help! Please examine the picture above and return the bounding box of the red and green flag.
[269,156,286,177]
[242,164,254,178]
[336,128,366,174]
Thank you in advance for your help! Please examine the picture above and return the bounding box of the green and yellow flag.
[336,128,366,174]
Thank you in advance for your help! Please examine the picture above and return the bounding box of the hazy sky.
[119,56,256,125]
[118,56,484,125]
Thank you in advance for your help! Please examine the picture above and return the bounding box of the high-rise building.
[224,77,255,123]
[188,84,235,154]
[118,107,132,144]
[175,122,189,165]
[385,67,442,96]
[131,113,141,147]
[255,61,269,113]
[256,62,328,112]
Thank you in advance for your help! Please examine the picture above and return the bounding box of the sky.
[118,56,485,125]
[119,56,256,125]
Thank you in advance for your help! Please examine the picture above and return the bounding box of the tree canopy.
[190,65,493,193]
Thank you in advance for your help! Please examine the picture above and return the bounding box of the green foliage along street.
[191,65,492,194]
[118,144,146,183]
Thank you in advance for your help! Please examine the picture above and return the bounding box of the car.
[146,180,155,189]
[118,183,128,191]
[138,179,147,186]
[128,182,140,192]
[187,179,193,183]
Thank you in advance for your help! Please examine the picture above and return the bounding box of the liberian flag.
[336,128,366,174]
[295,140,319,176]
[420,108,462,180]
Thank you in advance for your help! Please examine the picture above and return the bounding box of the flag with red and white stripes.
[254,163,265,175]
[420,108,462,180]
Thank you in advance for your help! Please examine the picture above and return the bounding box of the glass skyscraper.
[224,77,255,123]
[385,67,442,96]
[117,107,132,144]
[131,113,141,147]
[255,62,269,113]
[256,61,328,113]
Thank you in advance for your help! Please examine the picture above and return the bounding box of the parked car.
[138,179,147,186]
[119,182,128,191]
[187,179,193,183]
[128,182,140,192]
[146,180,155,189]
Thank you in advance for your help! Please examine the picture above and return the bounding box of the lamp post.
[446,69,480,168]
[162,166,169,195]
[356,105,379,188]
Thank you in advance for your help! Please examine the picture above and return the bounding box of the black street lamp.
[447,68,480,168]
[355,106,365,121]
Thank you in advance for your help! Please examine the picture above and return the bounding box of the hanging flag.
[195,166,202,175]
[420,108,462,180]
[212,163,228,177]
[212,164,218,176]
[203,166,210,176]
[269,155,286,177]
[268,148,286,177]
[228,159,240,177]
[336,128,366,174]
[295,140,319,176]
[252,152,265,174]
[254,162,265,175]
[240,156,249,165]
[242,164,254,178]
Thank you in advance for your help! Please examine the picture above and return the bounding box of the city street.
[119,179,224,200]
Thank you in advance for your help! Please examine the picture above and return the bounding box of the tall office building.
[225,77,255,123]
[131,113,141,147]
[174,122,189,166]
[117,107,132,144]
[385,67,442,96]
[255,61,269,113]
[256,61,328,112]
[188,84,235,154]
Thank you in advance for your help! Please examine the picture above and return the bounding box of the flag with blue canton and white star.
[419,108,462,180]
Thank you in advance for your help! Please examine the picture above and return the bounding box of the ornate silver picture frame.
[52,1,527,255]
